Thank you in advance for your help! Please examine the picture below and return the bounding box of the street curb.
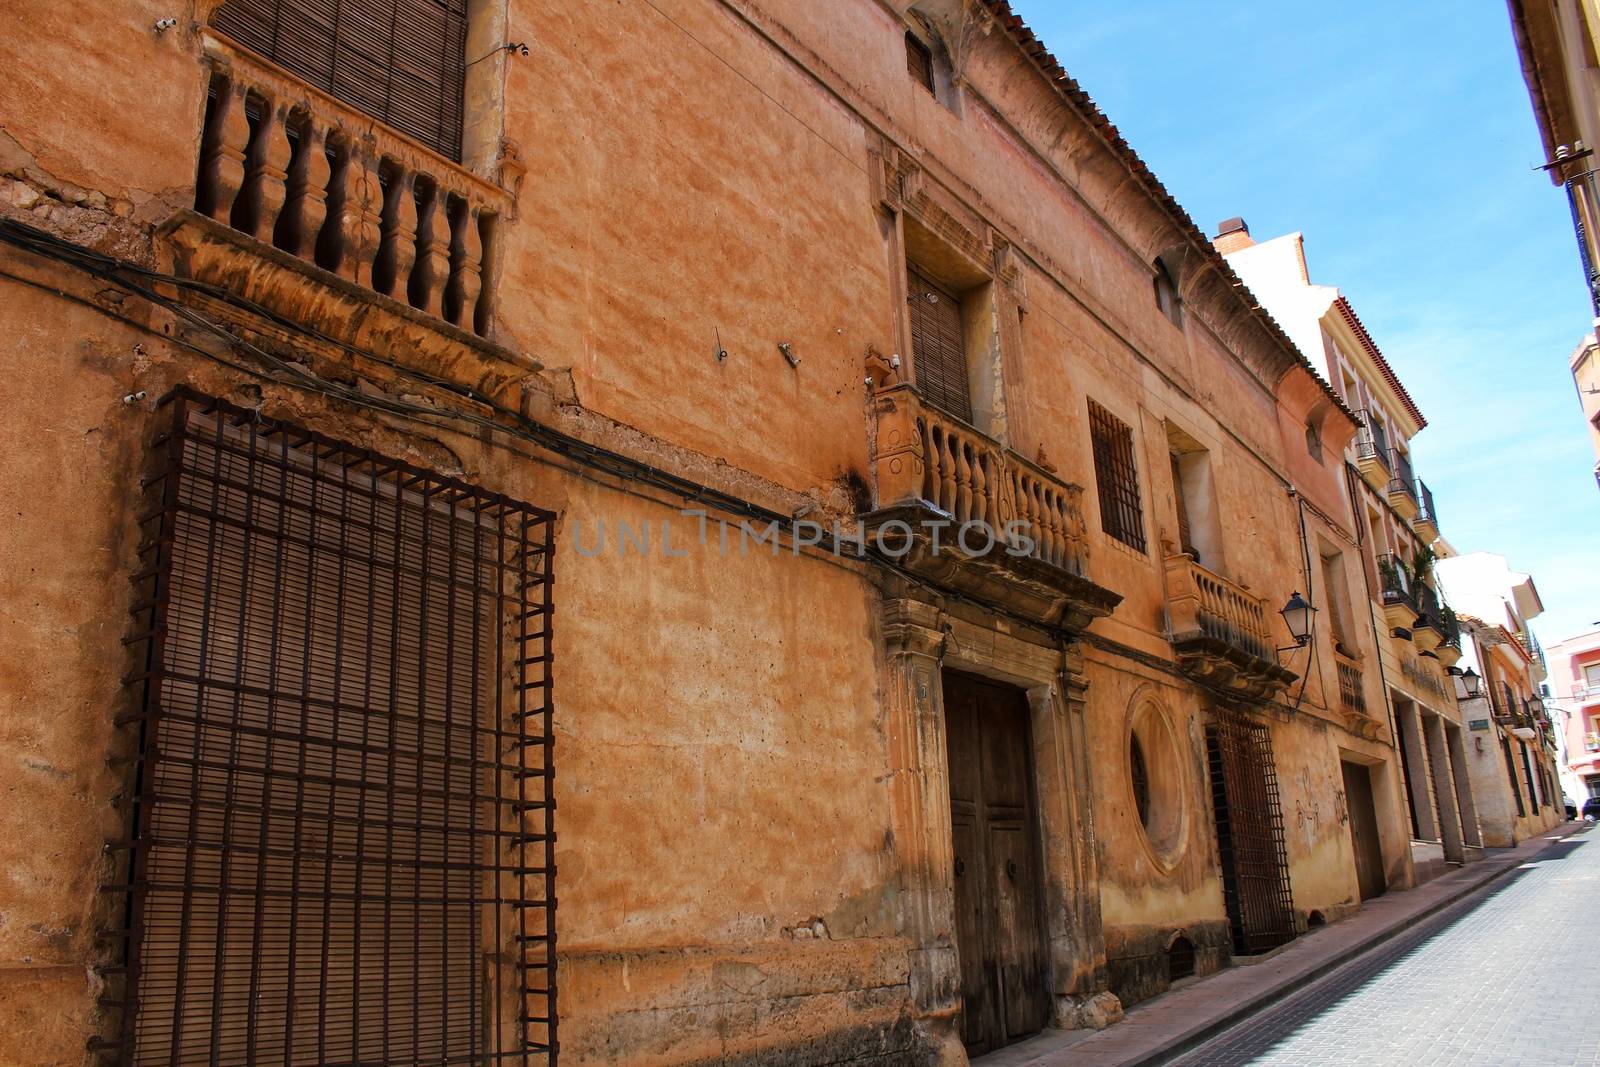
[1112,823,1587,1067]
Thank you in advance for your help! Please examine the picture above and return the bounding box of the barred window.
[212,0,469,160]
[109,390,556,1066]
[1089,399,1146,552]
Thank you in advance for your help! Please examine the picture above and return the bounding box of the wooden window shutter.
[905,33,935,93]
[1321,555,1349,647]
[1169,453,1195,560]
[907,265,973,423]
[212,0,469,160]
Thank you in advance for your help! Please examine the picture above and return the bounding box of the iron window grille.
[1089,399,1146,553]
[103,389,556,1066]
[211,0,470,160]
[1205,712,1296,956]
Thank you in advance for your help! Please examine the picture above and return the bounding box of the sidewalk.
[981,822,1586,1067]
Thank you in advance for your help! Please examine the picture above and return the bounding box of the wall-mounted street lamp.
[1459,666,1481,699]
[1276,591,1315,655]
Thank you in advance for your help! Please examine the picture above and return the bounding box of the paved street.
[1172,830,1600,1067]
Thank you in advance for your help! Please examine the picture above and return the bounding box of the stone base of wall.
[1102,920,1230,1009]
[559,939,936,1065]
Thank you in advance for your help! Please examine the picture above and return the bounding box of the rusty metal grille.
[106,389,555,1066]
[1088,400,1146,553]
[1205,712,1296,956]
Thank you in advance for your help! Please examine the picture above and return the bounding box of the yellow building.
[1221,223,1480,882]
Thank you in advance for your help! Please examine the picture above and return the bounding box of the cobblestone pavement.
[1171,830,1600,1067]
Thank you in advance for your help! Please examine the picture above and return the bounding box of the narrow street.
[1172,830,1600,1067]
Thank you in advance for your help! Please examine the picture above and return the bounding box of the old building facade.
[1548,625,1600,803]
[1220,222,1478,884]
[1435,553,1566,847]
[2,2,1418,1065]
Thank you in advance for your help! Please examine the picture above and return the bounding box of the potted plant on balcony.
[1378,556,1417,632]
[1433,605,1463,667]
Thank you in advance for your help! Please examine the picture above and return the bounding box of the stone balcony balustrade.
[864,377,1120,631]
[154,32,536,403]
[190,32,505,333]
[1163,553,1295,700]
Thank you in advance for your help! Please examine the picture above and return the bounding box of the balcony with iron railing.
[1354,409,1392,492]
[1162,553,1296,700]
[1387,448,1420,520]
[865,378,1121,630]
[1572,681,1600,706]
[1432,602,1462,667]
[158,32,530,396]
[1414,480,1440,538]
[1376,552,1417,630]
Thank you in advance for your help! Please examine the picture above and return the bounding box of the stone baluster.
[935,429,957,514]
[969,444,987,530]
[980,454,1000,531]
[375,164,417,300]
[279,118,331,262]
[199,77,251,223]
[240,97,292,244]
[951,438,971,523]
[449,203,484,330]
[918,418,937,501]
[353,152,385,289]
[1041,487,1063,567]
[413,182,452,317]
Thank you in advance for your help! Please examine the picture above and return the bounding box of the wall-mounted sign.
[1469,718,1490,731]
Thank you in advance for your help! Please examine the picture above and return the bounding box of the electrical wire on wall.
[0,216,1329,717]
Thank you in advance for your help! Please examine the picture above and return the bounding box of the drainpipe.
[1562,166,1600,318]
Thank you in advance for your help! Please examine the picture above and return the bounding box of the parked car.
[1582,797,1600,822]
[1565,799,1578,820]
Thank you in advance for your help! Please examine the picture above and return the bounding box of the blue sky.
[1012,1,1600,644]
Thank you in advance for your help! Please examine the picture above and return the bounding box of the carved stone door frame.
[879,595,1116,1053]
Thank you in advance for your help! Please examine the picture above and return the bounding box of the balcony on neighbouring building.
[1387,448,1420,519]
[1414,479,1440,539]
[1573,681,1600,706]
[1354,409,1392,492]
[1433,603,1462,667]
[156,32,530,396]
[1162,553,1296,699]
[1411,581,1444,652]
[865,379,1121,630]
[1376,552,1418,632]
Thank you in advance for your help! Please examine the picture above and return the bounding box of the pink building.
[1549,628,1600,804]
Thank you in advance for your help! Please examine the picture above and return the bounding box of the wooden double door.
[944,672,1050,1056]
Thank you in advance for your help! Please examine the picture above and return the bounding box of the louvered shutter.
[907,266,973,423]
[212,0,468,161]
